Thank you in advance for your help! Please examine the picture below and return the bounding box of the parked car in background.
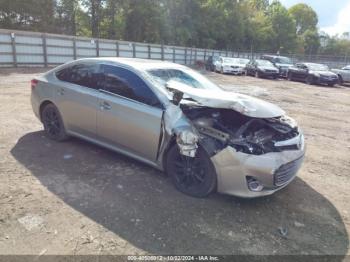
[245,59,279,79]
[261,55,294,77]
[331,65,350,85]
[215,57,250,75]
[205,55,220,71]
[287,63,338,87]
[31,57,305,198]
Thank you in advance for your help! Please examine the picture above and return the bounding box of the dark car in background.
[287,63,338,87]
[261,55,294,77]
[205,55,220,71]
[245,59,279,79]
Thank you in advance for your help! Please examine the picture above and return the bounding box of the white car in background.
[331,65,350,85]
[215,57,250,75]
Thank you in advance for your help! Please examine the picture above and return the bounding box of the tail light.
[31,79,38,90]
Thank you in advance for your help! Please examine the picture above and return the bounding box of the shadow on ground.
[11,131,349,256]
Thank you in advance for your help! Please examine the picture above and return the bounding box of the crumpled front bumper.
[211,133,305,198]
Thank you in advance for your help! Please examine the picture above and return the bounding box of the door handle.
[57,88,65,95]
[100,101,111,110]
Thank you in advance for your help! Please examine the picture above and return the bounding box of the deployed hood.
[166,80,285,118]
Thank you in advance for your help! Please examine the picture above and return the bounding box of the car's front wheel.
[306,75,314,85]
[166,145,217,198]
[255,71,261,78]
[287,72,293,81]
[41,103,68,141]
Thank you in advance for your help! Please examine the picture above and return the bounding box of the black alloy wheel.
[42,103,68,141]
[166,145,216,198]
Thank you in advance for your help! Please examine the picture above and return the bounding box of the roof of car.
[73,57,186,71]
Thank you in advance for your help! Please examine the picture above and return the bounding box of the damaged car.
[31,58,305,198]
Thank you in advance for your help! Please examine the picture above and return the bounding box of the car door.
[294,64,308,80]
[342,66,350,81]
[54,63,101,138]
[97,64,163,162]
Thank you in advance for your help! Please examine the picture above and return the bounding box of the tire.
[305,75,314,85]
[166,145,216,198]
[245,70,249,76]
[327,83,335,87]
[41,103,68,141]
[255,71,260,78]
[220,67,224,74]
[287,72,293,81]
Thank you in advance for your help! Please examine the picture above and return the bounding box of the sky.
[279,0,350,36]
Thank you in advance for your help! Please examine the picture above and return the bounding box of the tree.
[288,3,318,35]
[56,0,79,35]
[267,1,297,53]
[0,0,57,32]
[81,0,104,38]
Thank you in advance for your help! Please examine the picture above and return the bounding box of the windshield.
[307,64,329,71]
[145,68,221,91]
[256,60,274,66]
[275,57,293,64]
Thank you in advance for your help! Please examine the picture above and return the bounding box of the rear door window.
[56,63,102,90]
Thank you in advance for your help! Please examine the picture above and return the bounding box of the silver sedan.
[31,58,305,198]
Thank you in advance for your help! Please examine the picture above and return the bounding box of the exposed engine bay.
[181,105,300,156]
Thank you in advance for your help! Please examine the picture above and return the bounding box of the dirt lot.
[0,67,349,258]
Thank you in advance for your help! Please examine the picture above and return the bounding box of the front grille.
[274,156,304,186]
[231,66,239,69]
[265,70,277,73]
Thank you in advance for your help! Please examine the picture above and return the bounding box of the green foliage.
[0,0,349,56]
[288,3,318,35]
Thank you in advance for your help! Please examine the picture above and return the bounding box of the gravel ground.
[0,68,349,258]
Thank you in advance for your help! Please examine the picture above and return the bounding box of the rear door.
[54,63,101,138]
[96,64,163,161]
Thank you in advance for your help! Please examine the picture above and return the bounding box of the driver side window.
[99,65,162,108]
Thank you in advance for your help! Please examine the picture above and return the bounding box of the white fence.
[0,29,254,67]
[1,28,349,68]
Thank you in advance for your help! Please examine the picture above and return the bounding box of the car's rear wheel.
[166,145,216,198]
[41,103,68,141]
